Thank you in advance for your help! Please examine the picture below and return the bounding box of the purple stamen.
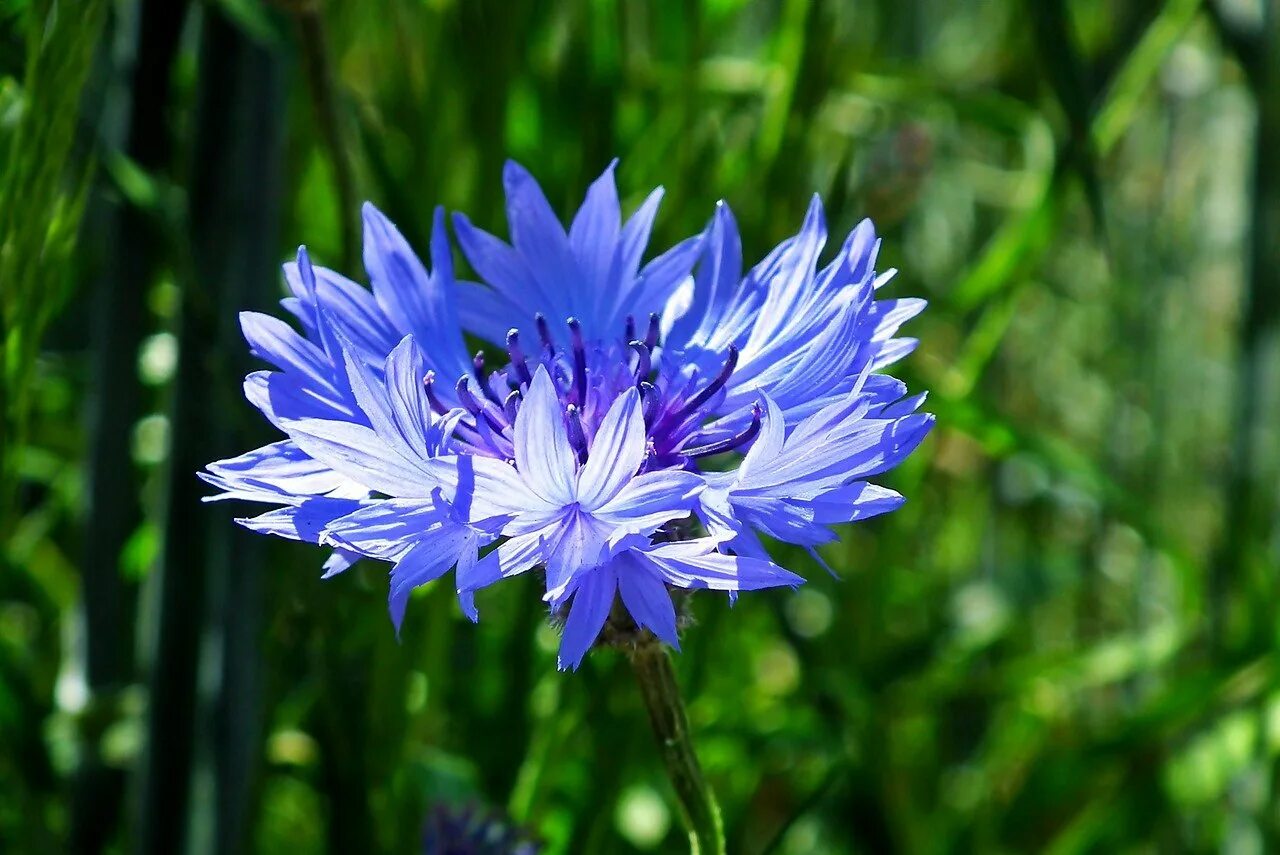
[640,381,662,427]
[422,371,450,416]
[455,376,483,415]
[670,345,737,423]
[452,421,486,450]
[504,389,522,422]
[473,351,503,405]
[456,376,506,433]
[535,314,554,355]
[629,341,652,386]
[643,312,660,350]
[505,329,533,386]
[624,315,637,343]
[471,412,513,459]
[566,404,588,463]
[681,402,762,458]
[567,318,588,407]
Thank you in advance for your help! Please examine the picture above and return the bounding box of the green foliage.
[0,0,106,521]
[4,0,1280,853]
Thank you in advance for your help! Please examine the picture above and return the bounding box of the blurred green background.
[3,0,1279,852]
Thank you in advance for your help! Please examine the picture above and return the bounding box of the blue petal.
[455,280,521,346]
[453,213,551,331]
[388,539,467,635]
[869,337,920,371]
[626,234,704,331]
[240,312,340,395]
[607,187,664,299]
[806,482,905,524]
[234,497,363,545]
[321,549,360,578]
[293,247,349,381]
[615,556,679,648]
[503,161,583,324]
[460,530,552,592]
[740,195,827,357]
[844,218,881,284]
[242,369,355,428]
[568,159,621,322]
[557,566,617,671]
[868,298,927,342]
[542,512,612,600]
[361,204,471,383]
[664,202,744,353]
[282,260,399,359]
[877,391,929,419]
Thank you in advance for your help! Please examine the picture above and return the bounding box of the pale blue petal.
[460,530,553,592]
[428,453,550,526]
[543,512,612,600]
[320,497,451,560]
[240,312,339,394]
[234,497,363,545]
[636,539,805,591]
[283,417,438,497]
[206,440,347,497]
[514,367,577,504]
[383,336,450,459]
[592,470,703,536]
[733,395,785,486]
[575,386,644,509]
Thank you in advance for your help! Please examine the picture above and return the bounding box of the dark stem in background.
[291,0,360,274]
[1206,0,1280,653]
[626,634,725,855]
[135,8,282,853]
[73,2,190,851]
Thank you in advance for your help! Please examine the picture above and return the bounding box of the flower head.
[203,161,932,669]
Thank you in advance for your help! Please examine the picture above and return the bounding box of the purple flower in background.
[203,160,932,669]
[422,801,539,855]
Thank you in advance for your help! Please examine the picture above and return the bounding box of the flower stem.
[627,635,725,855]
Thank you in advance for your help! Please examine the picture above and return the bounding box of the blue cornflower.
[204,161,932,669]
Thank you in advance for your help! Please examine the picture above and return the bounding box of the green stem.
[627,635,725,855]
